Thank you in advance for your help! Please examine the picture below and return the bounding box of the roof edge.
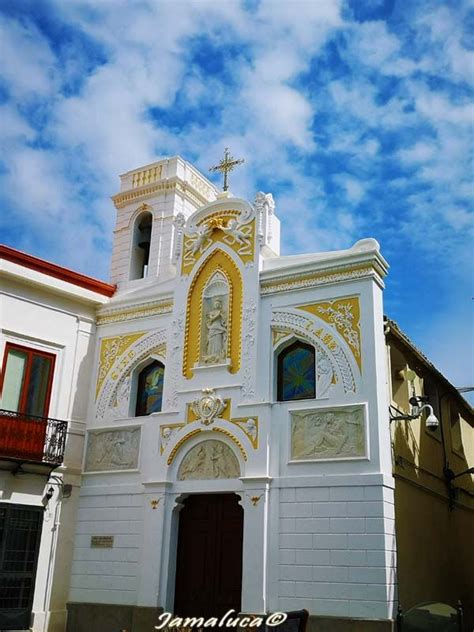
[385,317,473,417]
[0,244,116,298]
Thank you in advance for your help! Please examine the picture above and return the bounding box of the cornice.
[96,298,174,325]
[260,261,386,295]
[111,176,212,209]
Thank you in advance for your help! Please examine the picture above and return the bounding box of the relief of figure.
[245,418,257,442]
[316,350,334,398]
[85,428,140,471]
[190,224,212,256]
[222,218,249,247]
[179,445,206,479]
[211,443,229,478]
[291,408,364,460]
[178,440,240,480]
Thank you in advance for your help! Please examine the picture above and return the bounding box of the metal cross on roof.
[209,148,245,192]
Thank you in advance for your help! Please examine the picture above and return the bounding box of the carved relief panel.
[290,406,366,461]
[177,440,240,480]
[85,427,141,472]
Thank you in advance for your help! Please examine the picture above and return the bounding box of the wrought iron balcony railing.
[0,409,68,466]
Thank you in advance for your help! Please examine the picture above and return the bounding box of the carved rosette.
[191,388,226,426]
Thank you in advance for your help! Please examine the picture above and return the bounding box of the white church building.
[4,155,471,632]
[65,156,396,631]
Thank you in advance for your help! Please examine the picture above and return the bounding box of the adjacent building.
[0,245,114,631]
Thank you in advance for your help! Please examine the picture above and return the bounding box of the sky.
[0,0,473,396]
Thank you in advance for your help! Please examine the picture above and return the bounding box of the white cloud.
[0,15,57,99]
[334,175,366,204]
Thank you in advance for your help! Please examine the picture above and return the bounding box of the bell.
[138,224,151,245]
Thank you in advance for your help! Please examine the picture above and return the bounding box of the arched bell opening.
[130,211,153,280]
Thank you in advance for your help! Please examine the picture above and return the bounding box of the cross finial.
[209,148,245,192]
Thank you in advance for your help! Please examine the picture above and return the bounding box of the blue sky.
[1,0,473,394]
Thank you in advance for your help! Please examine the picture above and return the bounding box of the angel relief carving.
[200,272,230,365]
[291,407,365,461]
[85,427,140,472]
[178,440,240,480]
[182,213,254,272]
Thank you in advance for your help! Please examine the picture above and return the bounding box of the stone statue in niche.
[291,407,365,460]
[178,439,240,480]
[85,427,140,471]
[200,272,229,365]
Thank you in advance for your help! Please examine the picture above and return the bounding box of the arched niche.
[183,248,242,378]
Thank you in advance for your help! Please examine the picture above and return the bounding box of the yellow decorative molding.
[196,210,240,225]
[212,427,248,461]
[182,215,255,276]
[297,296,361,369]
[261,264,378,295]
[97,300,173,325]
[183,249,242,378]
[272,328,293,347]
[167,429,202,465]
[96,332,145,397]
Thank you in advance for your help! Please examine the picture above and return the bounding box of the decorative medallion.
[191,388,226,426]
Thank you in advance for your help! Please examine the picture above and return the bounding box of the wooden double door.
[174,493,243,618]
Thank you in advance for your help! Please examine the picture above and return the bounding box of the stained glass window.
[135,361,165,416]
[277,341,315,401]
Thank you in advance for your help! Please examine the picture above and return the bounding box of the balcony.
[0,409,67,473]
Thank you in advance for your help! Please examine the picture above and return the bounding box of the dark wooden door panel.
[174,494,243,618]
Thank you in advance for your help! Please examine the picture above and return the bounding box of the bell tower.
[109,156,218,288]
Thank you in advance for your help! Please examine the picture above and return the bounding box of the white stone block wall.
[277,482,396,619]
[69,489,144,605]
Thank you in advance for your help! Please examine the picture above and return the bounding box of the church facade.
[66,156,397,631]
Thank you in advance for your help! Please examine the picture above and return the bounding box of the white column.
[239,477,272,614]
[137,483,172,607]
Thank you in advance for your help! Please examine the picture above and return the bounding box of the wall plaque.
[90,535,114,548]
